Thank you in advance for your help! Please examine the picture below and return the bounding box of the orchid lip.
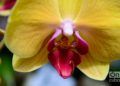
[48,48,81,78]
[47,21,89,78]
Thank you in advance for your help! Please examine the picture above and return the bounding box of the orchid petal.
[77,54,109,81]
[75,0,120,27]
[5,23,54,58]
[75,0,120,62]
[78,27,120,62]
[12,46,48,72]
[58,0,82,20]
[5,0,61,58]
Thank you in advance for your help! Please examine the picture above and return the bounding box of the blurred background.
[0,0,120,86]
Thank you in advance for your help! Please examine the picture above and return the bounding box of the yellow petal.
[13,45,48,72]
[5,0,61,58]
[78,27,120,62]
[75,0,120,27]
[78,54,109,81]
[11,0,61,24]
[75,0,120,62]
[58,0,82,20]
[5,23,54,58]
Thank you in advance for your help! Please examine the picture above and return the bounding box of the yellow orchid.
[4,0,120,80]
[0,0,16,16]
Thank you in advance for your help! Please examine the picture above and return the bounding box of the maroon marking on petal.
[74,31,88,55]
[47,39,55,51]
[74,39,88,55]
[47,29,62,51]
[48,49,81,78]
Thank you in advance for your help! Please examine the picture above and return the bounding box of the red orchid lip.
[48,48,81,79]
[47,28,88,78]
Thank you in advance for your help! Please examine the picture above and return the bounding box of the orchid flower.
[4,0,120,80]
[0,0,16,16]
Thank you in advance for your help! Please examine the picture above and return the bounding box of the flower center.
[61,20,74,36]
[47,20,88,78]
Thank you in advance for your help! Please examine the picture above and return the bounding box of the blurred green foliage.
[0,47,15,86]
